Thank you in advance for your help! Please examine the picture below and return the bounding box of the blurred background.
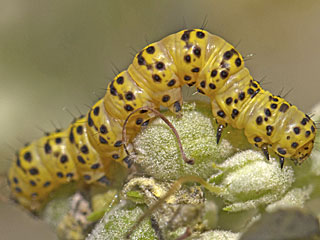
[0,0,320,239]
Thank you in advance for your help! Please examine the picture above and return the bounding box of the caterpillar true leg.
[216,124,225,144]
[262,144,270,161]
[279,156,285,169]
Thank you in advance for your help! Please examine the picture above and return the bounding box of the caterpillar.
[7,29,316,211]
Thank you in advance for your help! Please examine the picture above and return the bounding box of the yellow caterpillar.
[7,29,316,211]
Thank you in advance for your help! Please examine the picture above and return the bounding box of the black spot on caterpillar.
[7,29,316,211]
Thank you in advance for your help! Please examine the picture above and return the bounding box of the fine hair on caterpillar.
[7,29,316,211]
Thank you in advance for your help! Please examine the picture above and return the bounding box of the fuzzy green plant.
[40,101,320,239]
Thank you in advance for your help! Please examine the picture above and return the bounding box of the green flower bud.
[310,151,320,176]
[88,188,119,222]
[87,203,156,240]
[309,130,320,176]
[266,186,313,212]
[310,103,320,175]
[41,183,78,227]
[209,150,295,212]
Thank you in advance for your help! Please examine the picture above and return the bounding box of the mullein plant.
[42,101,320,240]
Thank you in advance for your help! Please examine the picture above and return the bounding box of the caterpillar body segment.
[7,29,316,210]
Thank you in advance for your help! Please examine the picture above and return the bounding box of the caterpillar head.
[291,115,317,165]
[292,139,315,165]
